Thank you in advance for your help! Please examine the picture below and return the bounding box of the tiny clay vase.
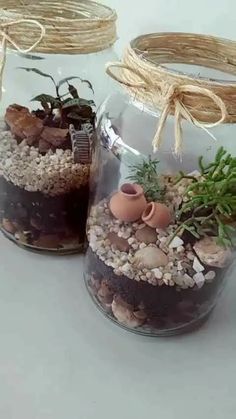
[142,202,171,229]
[109,183,147,222]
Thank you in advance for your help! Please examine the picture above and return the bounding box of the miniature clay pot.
[109,183,147,222]
[142,202,171,229]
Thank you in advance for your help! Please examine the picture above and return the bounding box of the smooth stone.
[135,226,157,244]
[111,295,145,328]
[205,270,216,281]
[107,232,130,252]
[193,236,232,268]
[134,247,168,269]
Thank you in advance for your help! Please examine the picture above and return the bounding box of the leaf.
[62,98,95,109]
[17,67,57,87]
[67,112,86,121]
[68,84,79,99]
[31,94,60,108]
[17,52,45,61]
[57,76,95,94]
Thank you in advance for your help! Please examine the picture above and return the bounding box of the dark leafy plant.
[171,147,236,247]
[17,67,95,126]
[127,156,165,202]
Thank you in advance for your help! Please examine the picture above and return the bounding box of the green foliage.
[62,98,95,109]
[174,147,236,247]
[18,67,95,123]
[127,156,165,202]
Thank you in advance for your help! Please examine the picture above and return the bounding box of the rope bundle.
[0,0,117,54]
[106,33,236,155]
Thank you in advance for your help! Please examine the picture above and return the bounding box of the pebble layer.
[0,125,89,196]
[87,199,217,290]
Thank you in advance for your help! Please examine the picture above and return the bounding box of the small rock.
[107,232,130,252]
[183,274,195,287]
[111,295,145,328]
[38,138,51,153]
[169,236,184,249]
[2,218,16,234]
[177,246,185,253]
[193,237,232,268]
[139,242,147,249]
[163,272,172,285]
[133,310,147,320]
[134,247,168,269]
[120,262,134,278]
[128,237,136,245]
[41,127,69,147]
[205,271,216,281]
[151,268,163,279]
[193,272,205,289]
[193,257,205,273]
[177,261,183,271]
[97,280,114,304]
[135,226,157,244]
[187,251,194,261]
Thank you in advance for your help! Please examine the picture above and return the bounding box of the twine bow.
[0,19,45,99]
[106,62,228,155]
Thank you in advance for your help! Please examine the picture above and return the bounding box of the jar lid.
[106,33,236,155]
[0,0,117,54]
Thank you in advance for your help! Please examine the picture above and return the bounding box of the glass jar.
[85,33,236,336]
[0,0,117,254]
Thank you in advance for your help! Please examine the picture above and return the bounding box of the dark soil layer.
[86,247,226,333]
[0,176,89,251]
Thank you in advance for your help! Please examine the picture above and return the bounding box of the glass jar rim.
[131,33,236,86]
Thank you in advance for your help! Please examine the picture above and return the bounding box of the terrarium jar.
[85,33,236,336]
[0,0,117,253]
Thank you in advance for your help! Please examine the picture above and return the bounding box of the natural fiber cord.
[0,0,117,54]
[106,33,236,155]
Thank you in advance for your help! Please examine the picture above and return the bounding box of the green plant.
[171,147,236,247]
[127,156,165,202]
[18,67,95,124]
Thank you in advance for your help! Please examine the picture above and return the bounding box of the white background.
[1,2,236,419]
[101,0,236,55]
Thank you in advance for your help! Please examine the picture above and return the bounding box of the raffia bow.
[0,19,45,99]
[106,62,228,156]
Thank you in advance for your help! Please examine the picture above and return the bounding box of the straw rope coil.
[106,33,236,155]
[0,0,117,54]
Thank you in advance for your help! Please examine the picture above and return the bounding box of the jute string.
[0,0,117,100]
[106,33,236,155]
[0,0,117,54]
[0,19,45,99]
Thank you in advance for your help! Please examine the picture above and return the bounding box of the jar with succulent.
[84,33,236,336]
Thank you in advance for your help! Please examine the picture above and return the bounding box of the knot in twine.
[106,61,227,156]
[0,19,45,99]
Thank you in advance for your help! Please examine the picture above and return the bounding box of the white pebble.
[151,268,163,279]
[193,257,205,273]
[177,246,185,253]
[139,242,147,249]
[205,271,216,281]
[169,236,184,249]
[128,237,136,245]
[193,272,205,289]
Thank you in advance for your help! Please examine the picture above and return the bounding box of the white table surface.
[0,233,236,419]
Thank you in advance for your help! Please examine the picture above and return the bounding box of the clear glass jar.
[84,34,236,336]
[0,1,117,254]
